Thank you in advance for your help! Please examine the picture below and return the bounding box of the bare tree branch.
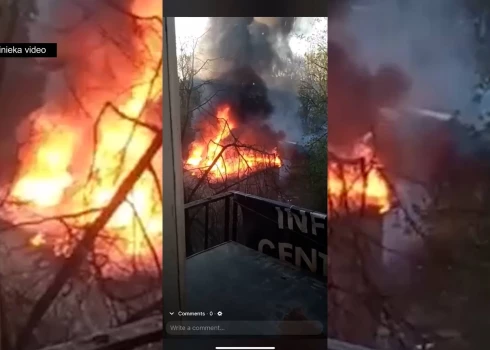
[14,133,162,350]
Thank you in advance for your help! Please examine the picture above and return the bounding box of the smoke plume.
[197,17,300,147]
[28,0,160,120]
[328,39,411,149]
[329,0,481,298]
[329,0,482,166]
[330,0,478,125]
[206,17,295,76]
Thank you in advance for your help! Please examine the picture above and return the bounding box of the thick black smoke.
[328,39,411,149]
[330,1,490,178]
[207,17,295,75]
[29,0,163,120]
[215,66,273,123]
[210,66,285,150]
[330,2,490,183]
[203,17,296,148]
[330,6,490,347]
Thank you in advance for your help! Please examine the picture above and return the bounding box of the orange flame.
[2,2,163,277]
[184,106,282,180]
[328,143,391,214]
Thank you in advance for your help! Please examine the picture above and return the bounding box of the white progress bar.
[215,348,275,349]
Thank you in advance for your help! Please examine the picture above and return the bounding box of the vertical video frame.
[164,16,328,339]
[329,0,490,350]
[0,1,163,350]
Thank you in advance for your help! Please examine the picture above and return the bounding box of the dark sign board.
[232,192,327,278]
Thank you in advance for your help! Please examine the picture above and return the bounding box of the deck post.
[163,16,187,322]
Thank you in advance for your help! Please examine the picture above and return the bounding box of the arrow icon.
[169,312,174,315]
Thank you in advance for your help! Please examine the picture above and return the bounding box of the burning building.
[327,3,490,346]
[327,139,391,347]
[327,42,393,339]
[327,38,454,345]
[180,17,311,201]
[183,85,283,183]
[327,11,408,346]
[2,0,163,275]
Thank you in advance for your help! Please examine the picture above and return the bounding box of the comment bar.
[166,320,323,336]
[216,347,275,349]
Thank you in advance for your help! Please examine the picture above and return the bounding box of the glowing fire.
[1,2,163,276]
[328,142,391,214]
[184,106,282,180]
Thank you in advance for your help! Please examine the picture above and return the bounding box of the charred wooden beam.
[38,315,162,350]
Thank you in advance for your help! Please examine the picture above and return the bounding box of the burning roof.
[328,140,391,216]
[181,17,305,184]
[184,105,282,181]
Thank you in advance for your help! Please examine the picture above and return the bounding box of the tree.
[177,39,206,149]
[299,49,327,134]
[0,3,164,349]
[296,20,328,212]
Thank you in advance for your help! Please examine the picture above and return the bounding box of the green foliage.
[305,135,327,212]
[296,33,327,212]
[298,46,327,134]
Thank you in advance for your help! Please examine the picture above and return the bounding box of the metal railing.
[184,192,239,256]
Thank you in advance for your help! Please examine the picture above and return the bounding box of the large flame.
[1,1,163,277]
[328,142,391,214]
[184,106,282,180]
